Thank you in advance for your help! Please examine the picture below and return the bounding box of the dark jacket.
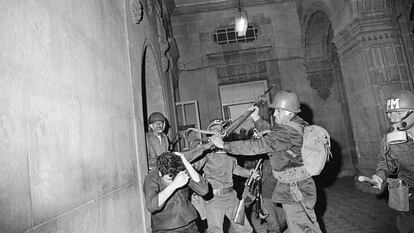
[143,169,208,231]
[146,131,170,170]
[376,137,414,187]
[223,116,317,204]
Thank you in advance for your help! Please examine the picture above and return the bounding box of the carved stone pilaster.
[168,38,180,90]
[352,0,395,17]
[333,1,410,89]
[153,1,171,73]
[143,0,155,17]
[130,0,144,24]
[332,0,413,172]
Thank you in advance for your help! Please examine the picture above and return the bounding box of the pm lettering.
[387,98,400,110]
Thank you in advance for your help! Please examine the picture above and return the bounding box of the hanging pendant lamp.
[235,0,248,37]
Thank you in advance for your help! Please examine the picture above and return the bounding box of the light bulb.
[235,9,248,37]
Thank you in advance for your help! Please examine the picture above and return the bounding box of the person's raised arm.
[210,134,273,156]
[157,171,189,207]
[144,171,189,213]
[233,164,255,178]
[176,152,200,182]
[248,105,271,131]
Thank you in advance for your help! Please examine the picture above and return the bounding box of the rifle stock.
[233,197,246,225]
[233,159,263,225]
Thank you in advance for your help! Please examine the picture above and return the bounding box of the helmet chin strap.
[403,115,414,138]
[282,113,296,125]
[276,110,295,125]
[394,111,414,130]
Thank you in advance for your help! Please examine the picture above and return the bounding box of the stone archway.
[139,44,170,233]
[303,11,357,178]
[142,46,168,129]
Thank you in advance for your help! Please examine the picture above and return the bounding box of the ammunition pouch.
[272,166,312,184]
[388,178,409,212]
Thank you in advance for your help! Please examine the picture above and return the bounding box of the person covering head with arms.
[146,112,170,171]
[211,90,322,233]
[143,151,208,233]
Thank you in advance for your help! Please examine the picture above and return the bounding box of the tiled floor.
[249,177,399,233]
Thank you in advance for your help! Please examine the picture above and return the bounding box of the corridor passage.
[251,177,399,233]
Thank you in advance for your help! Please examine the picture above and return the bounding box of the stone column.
[333,0,413,173]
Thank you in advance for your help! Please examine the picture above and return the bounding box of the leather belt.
[213,187,233,195]
[272,166,311,184]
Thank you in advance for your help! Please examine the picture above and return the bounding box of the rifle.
[220,84,275,139]
[233,159,263,225]
[184,84,275,149]
[169,133,182,151]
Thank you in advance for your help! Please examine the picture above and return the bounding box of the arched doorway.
[303,11,357,179]
[140,45,171,175]
[142,46,168,128]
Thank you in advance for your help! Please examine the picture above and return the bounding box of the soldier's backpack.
[286,123,332,176]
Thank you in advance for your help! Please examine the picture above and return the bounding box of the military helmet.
[269,90,301,113]
[148,112,166,124]
[208,119,224,131]
[385,90,414,113]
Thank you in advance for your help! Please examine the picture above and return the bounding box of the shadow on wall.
[298,103,314,125]
[299,103,343,233]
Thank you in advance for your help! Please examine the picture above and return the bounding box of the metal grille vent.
[212,25,259,45]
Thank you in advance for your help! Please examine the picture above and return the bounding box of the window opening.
[212,25,259,45]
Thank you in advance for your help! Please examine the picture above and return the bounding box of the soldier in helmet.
[210,90,322,233]
[367,90,414,233]
[146,112,170,171]
[189,119,255,233]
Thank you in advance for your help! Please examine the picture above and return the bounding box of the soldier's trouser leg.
[396,211,414,232]
[282,202,321,233]
[395,198,414,233]
[262,198,286,233]
[206,191,252,233]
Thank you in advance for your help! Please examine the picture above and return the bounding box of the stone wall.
[0,0,177,232]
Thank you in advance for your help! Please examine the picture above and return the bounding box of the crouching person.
[143,151,209,233]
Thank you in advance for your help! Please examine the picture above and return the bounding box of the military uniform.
[146,112,170,171]
[375,138,414,233]
[368,90,414,233]
[261,158,287,233]
[222,116,321,233]
[146,130,170,170]
[192,150,253,233]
